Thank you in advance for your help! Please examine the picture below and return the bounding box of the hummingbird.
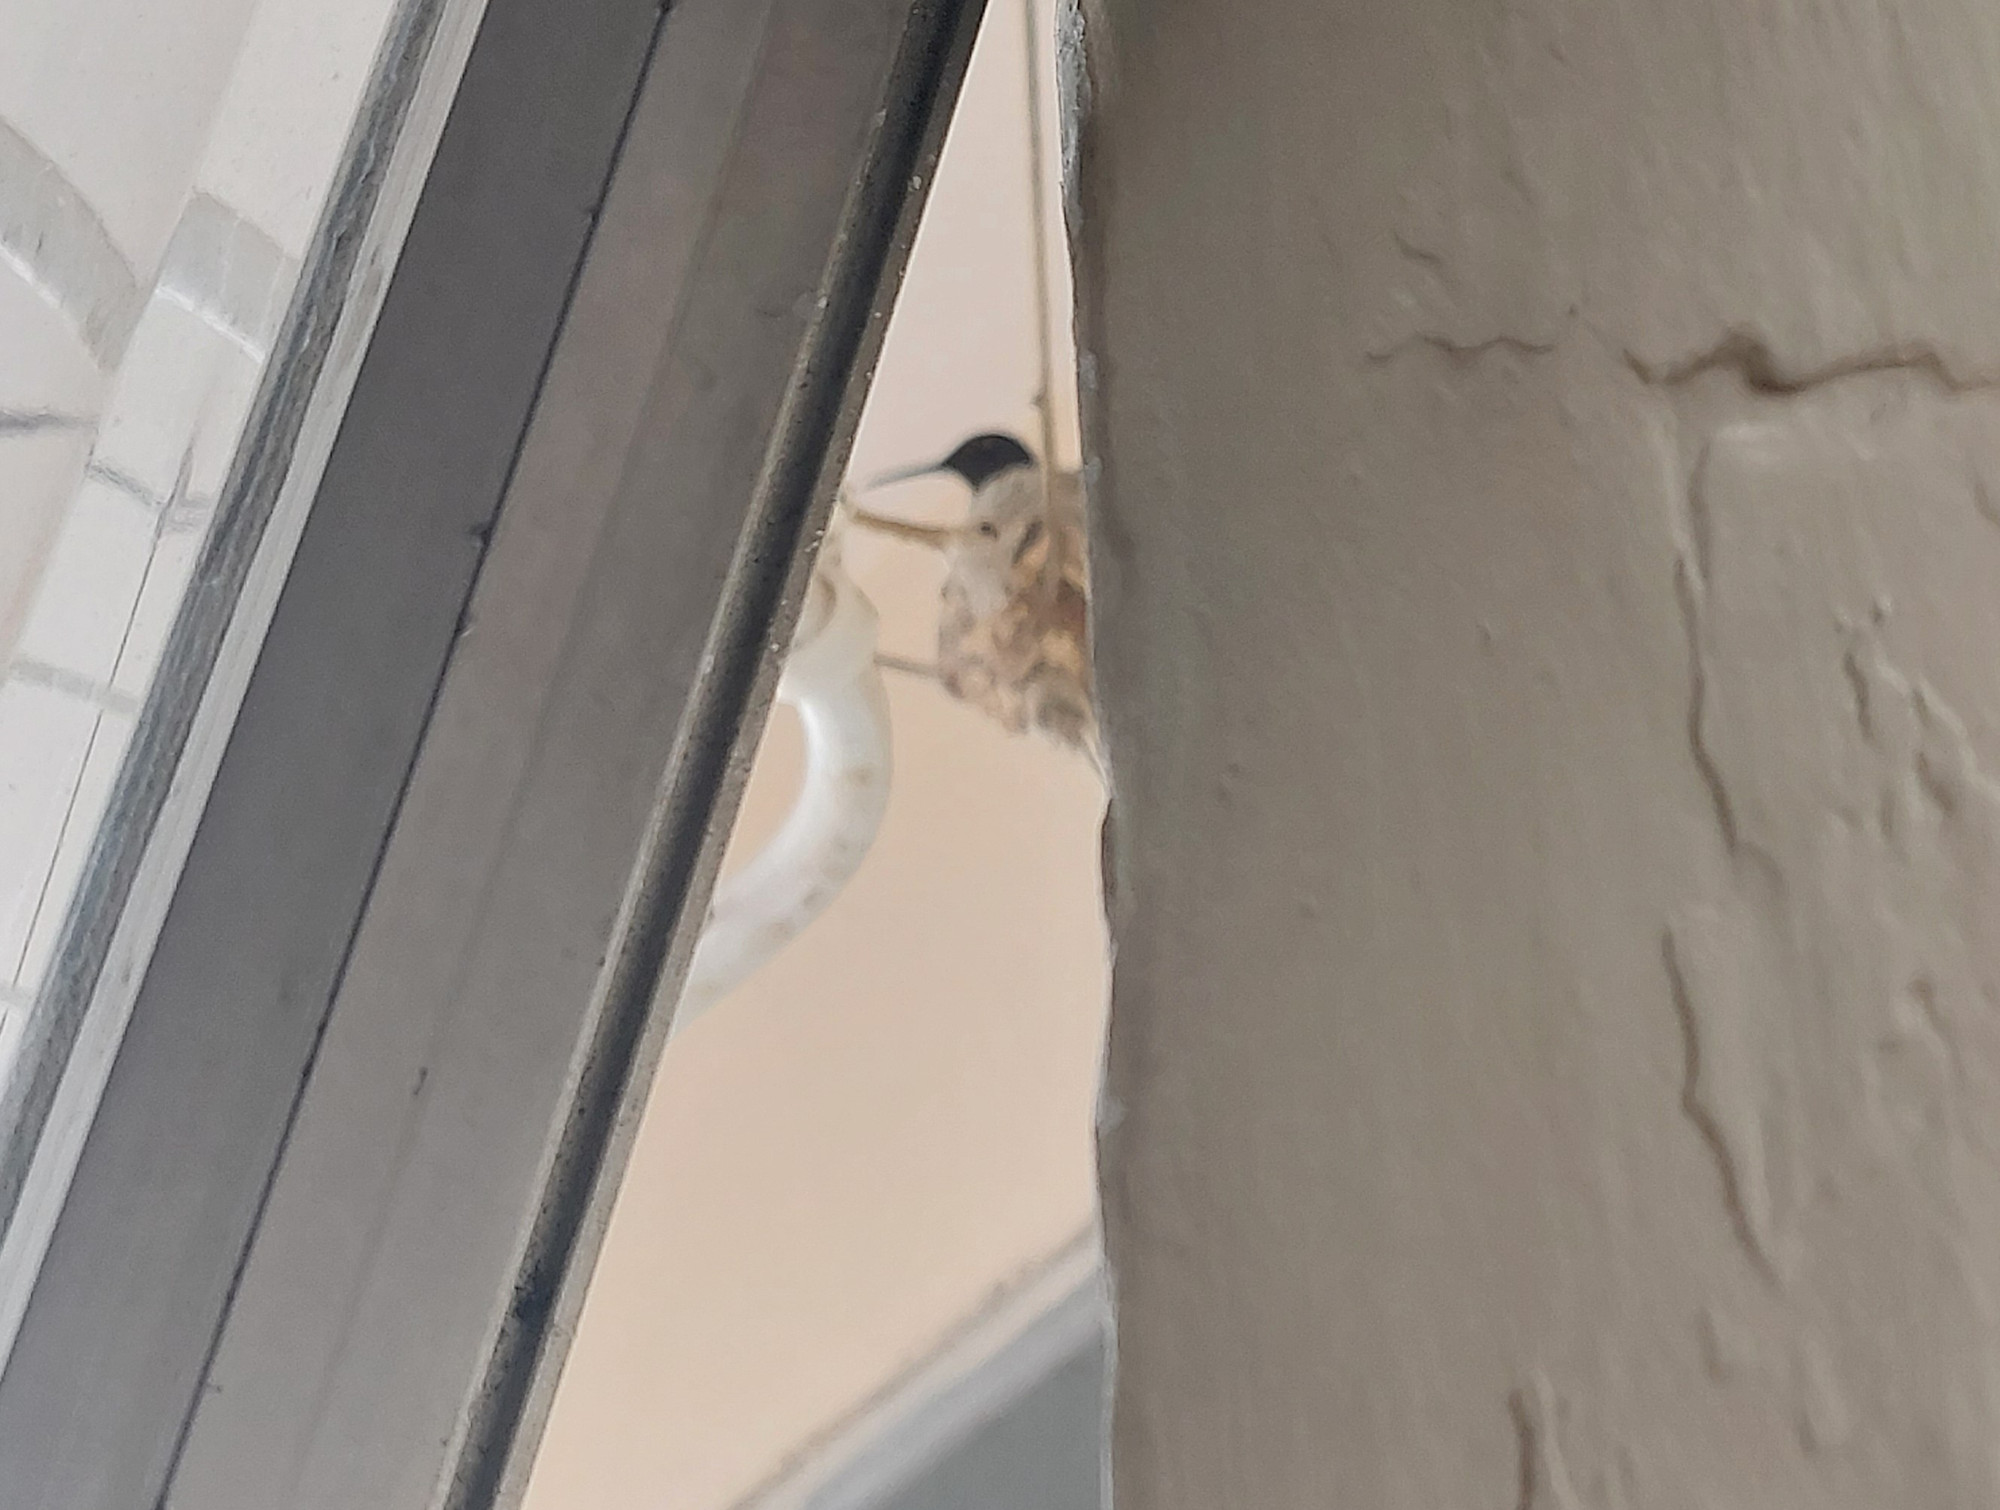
[846,432,1098,769]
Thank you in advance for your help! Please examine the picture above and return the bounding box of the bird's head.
[866,432,1035,493]
[936,433,1035,490]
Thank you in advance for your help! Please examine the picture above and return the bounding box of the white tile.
[15,707,132,989]
[196,0,405,260]
[13,476,159,683]
[0,117,144,366]
[0,680,99,993]
[0,0,264,273]
[0,261,102,414]
[91,293,236,504]
[157,196,296,356]
[0,266,106,666]
[0,425,96,671]
[109,519,203,700]
[185,343,264,503]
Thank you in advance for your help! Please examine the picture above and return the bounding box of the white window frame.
[0,0,984,1502]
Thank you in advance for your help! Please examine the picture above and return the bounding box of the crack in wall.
[1508,1376,1588,1510]
[1668,445,1789,900]
[1663,925,1783,1285]
[1509,1388,1540,1510]
[1391,228,1451,274]
[1368,330,1561,366]
[1368,311,2000,406]
[1626,329,2000,396]
[1670,555,1745,859]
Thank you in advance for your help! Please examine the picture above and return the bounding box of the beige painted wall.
[1076,0,2000,1506]
[524,4,1104,1506]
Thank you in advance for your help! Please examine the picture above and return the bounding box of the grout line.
[85,459,166,510]
[6,659,142,719]
[5,443,182,984]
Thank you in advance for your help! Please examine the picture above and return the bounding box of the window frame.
[0,0,982,1502]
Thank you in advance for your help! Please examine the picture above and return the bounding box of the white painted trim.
[738,1227,1106,1510]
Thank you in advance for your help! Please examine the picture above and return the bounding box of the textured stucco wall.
[1072,1,2000,1504]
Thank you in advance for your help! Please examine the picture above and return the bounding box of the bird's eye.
[976,521,1000,539]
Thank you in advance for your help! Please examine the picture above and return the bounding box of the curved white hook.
[678,560,893,1025]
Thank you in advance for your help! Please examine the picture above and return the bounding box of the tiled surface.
[16,477,173,685]
[0,683,101,984]
[0,0,397,1107]
[12,707,132,993]
[0,287,256,1052]
[0,0,264,274]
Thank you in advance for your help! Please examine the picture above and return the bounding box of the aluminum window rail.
[0,0,982,1503]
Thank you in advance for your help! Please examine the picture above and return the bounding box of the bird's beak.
[859,458,946,491]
